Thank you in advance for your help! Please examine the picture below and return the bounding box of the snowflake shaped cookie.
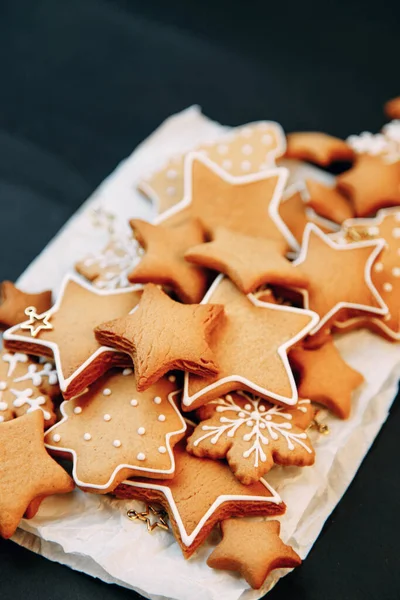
[187,392,315,484]
[0,350,58,426]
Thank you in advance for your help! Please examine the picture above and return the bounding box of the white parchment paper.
[10,106,400,600]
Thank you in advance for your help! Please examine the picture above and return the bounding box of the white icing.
[11,388,51,421]
[13,361,58,387]
[241,144,253,155]
[158,446,166,454]
[137,452,146,461]
[374,262,384,272]
[0,381,7,391]
[122,368,133,376]
[104,414,111,422]
[158,414,166,422]
[221,159,232,170]
[137,427,146,435]
[113,440,122,448]
[383,283,393,292]
[103,388,112,396]
[83,433,92,441]
[0,401,8,411]
[392,267,400,277]
[153,396,162,404]
[74,406,83,414]
[2,352,28,378]
[241,160,251,171]
[130,399,138,407]
[168,375,176,382]
[53,434,61,443]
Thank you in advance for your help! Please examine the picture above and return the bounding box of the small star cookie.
[305,179,354,224]
[0,281,52,329]
[95,284,224,391]
[3,274,142,399]
[207,519,301,589]
[182,276,319,411]
[187,392,314,484]
[0,350,58,426]
[290,340,364,419]
[291,224,387,344]
[285,132,354,166]
[44,369,186,493]
[128,216,209,303]
[114,436,285,557]
[0,411,74,539]
[138,121,286,214]
[185,227,309,294]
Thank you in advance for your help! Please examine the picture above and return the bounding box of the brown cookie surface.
[0,281,52,329]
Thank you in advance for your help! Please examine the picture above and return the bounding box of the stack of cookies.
[1,99,400,591]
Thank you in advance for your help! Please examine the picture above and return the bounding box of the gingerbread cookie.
[0,350,58,426]
[334,208,400,341]
[290,340,364,419]
[128,217,209,303]
[157,153,299,252]
[305,179,354,224]
[75,235,142,290]
[184,227,309,294]
[385,97,400,120]
[207,519,301,589]
[45,369,186,493]
[138,122,286,214]
[291,224,387,344]
[187,392,314,484]
[0,281,52,329]
[3,274,142,399]
[114,436,285,557]
[95,284,224,391]
[0,411,74,539]
[285,132,354,166]
[182,276,319,411]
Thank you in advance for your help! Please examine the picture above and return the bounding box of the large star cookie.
[3,274,142,399]
[138,121,286,214]
[0,281,52,329]
[128,216,209,303]
[114,436,285,557]
[184,227,309,294]
[187,392,314,484]
[0,411,74,538]
[45,369,186,493]
[291,224,388,344]
[157,153,298,251]
[207,519,301,589]
[334,208,400,341]
[0,350,58,426]
[182,276,319,411]
[95,284,224,391]
[290,340,364,419]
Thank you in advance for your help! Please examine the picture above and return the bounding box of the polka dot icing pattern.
[187,392,315,485]
[347,120,400,164]
[0,349,58,426]
[339,208,400,340]
[137,121,286,214]
[44,369,187,493]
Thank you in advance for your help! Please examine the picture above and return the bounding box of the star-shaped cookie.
[3,274,142,399]
[138,121,286,214]
[285,132,354,166]
[157,153,299,252]
[334,208,400,341]
[128,216,209,303]
[290,340,364,419]
[0,350,58,426]
[0,281,52,329]
[291,224,387,343]
[337,154,400,217]
[207,519,301,589]
[182,276,319,411]
[45,369,186,493]
[0,411,74,539]
[305,179,354,224]
[187,392,315,484]
[184,227,309,294]
[114,437,285,557]
[95,284,224,391]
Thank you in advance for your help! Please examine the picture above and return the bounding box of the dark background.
[0,0,399,598]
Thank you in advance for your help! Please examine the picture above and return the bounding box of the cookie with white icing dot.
[44,369,186,493]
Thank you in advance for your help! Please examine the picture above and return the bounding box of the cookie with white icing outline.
[0,349,58,426]
[3,274,142,399]
[44,369,186,493]
[0,281,52,330]
[138,121,286,214]
[182,276,319,411]
[291,223,388,346]
[187,392,315,484]
[114,436,285,558]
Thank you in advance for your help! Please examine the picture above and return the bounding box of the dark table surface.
[1,1,399,598]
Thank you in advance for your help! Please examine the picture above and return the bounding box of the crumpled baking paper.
[11,106,400,600]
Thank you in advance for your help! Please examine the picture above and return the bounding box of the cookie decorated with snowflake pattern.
[0,350,58,427]
[75,235,142,290]
[44,369,186,493]
[138,122,286,214]
[187,392,314,484]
